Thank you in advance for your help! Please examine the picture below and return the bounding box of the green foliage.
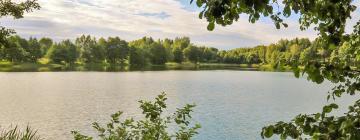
[259,31,360,139]
[0,126,41,140]
[172,46,184,63]
[199,47,218,63]
[38,37,53,56]
[192,0,356,44]
[1,36,46,63]
[0,0,40,45]
[149,42,167,65]
[104,37,129,64]
[170,37,191,63]
[129,46,147,67]
[162,39,174,61]
[3,36,28,62]
[76,35,105,63]
[193,0,360,139]
[0,34,332,72]
[72,92,201,140]
[183,45,200,63]
[26,37,42,62]
[47,40,79,64]
[216,38,311,66]
[259,35,360,139]
[261,100,360,140]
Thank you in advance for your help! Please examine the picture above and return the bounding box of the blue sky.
[1,0,359,50]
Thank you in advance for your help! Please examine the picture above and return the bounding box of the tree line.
[0,35,216,66]
[0,35,333,69]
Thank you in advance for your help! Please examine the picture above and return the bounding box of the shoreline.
[0,61,292,72]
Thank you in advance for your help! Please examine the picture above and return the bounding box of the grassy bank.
[0,61,119,72]
[0,61,63,72]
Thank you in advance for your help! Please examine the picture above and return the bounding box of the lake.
[0,71,357,139]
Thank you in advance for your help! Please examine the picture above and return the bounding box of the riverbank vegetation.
[0,126,40,140]
[1,35,324,72]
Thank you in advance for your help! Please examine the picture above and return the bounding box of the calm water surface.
[0,71,357,139]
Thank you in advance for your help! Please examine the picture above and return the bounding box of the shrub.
[72,92,201,140]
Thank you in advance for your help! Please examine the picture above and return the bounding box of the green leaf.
[199,11,204,19]
[283,6,291,17]
[282,23,288,28]
[196,0,202,7]
[323,106,332,114]
[263,126,274,138]
[329,103,338,109]
[314,113,321,120]
[293,67,300,78]
[275,23,280,29]
[207,22,215,31]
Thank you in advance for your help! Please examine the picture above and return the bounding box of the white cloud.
[1,0,358,49]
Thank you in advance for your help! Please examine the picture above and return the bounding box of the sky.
[1,0,360,50]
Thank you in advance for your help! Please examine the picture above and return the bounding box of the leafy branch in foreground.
[192,0,356,44]
[261,22,360,140]
[0,0,40,45]
[192,0,360,139]
[0,125,41,140]
[72,92,201,140]
[261,100,360,140]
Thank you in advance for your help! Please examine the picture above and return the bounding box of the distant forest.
[0,35,331,68]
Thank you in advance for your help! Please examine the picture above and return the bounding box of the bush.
[72,92,201,140]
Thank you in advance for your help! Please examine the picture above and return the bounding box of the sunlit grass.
[0,61,13,66]
[37,58,50,65]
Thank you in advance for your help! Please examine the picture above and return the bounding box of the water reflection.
[1,64,258,72]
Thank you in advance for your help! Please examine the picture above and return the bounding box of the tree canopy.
[1,35,321,71]
[192,0,356,44]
